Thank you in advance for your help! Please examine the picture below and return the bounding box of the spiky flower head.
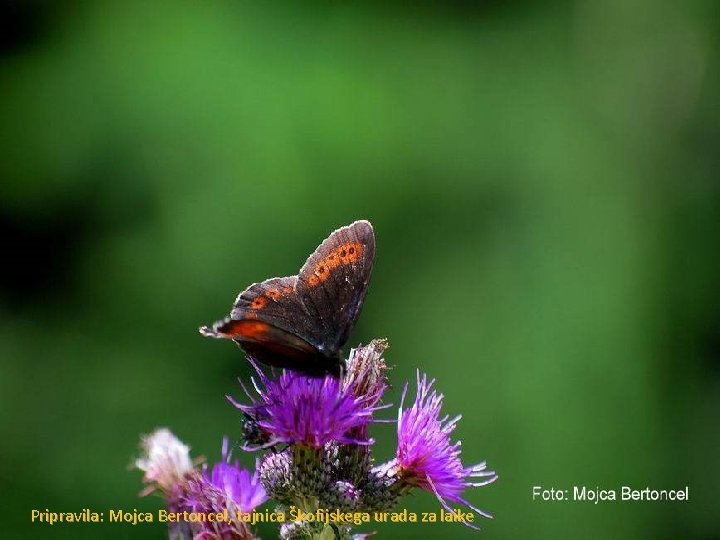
[181,475,256,540]
[344,339,390,408]
[395,371,497,526]
[136,430,266,540]
[231,360,386,448]
[136,428,194,497]
[203,437,268,513]
[178,437,267,540]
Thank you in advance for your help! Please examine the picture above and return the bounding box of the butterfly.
[200,220,375,377]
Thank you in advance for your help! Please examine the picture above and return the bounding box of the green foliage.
[1,1,718,538]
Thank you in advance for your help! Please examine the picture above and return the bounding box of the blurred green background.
[1,0,718,538]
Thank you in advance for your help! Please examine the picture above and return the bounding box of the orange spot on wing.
[307,242,364,286]
[314,263,330,283]
[345,243,361,262]
[250,296,268,309]
[336,241,363,263]
[266,288,281,300]
[218,320,271,339]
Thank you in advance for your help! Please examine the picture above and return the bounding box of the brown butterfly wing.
[200,276,332,374]
[295,220,375,358]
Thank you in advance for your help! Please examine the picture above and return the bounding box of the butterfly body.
[200,220,375,377]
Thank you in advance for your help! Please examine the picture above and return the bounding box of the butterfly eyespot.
[318,266,325,273]
[340,249,347,257]
[251,296,268,309]
[349,247,355,254]
[308,275,319,286]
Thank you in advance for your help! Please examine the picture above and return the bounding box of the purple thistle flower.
[135,430,266,539]
[395,371,497,528]
[181,437,268,540]
[182,475,255,540]
[203,437,268,513]
[230,361,385,448]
